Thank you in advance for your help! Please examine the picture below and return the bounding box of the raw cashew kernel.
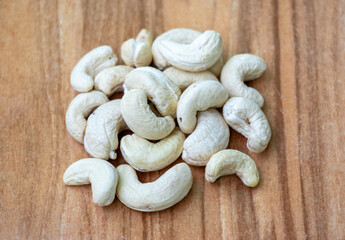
[223,97,271,153]
[209,56,223,77]
[84,100,127,160]
[120,128,185,172]
[65,91,108,143]
[182,109,230,166]
[116,163,193,212]
[124,67,181,117]
[163,67,218,91]
[221,54,266,107]
[157,30,222,72]
[63,158,118,206]
[205,150,260,187]
[71,46,118,92]
[121,89,175,140]
[177,80,229,134]
[121,29,153,67]
[94,66,133,96]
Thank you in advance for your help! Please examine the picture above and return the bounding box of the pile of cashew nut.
[63,28,271,211]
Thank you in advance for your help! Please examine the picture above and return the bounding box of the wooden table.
[1,0,344,239]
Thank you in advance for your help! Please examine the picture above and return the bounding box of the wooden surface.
[1,0,344,239]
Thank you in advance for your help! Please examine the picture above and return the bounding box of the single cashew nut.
[177,80,229,134]
[65,91,108,143]
[208,56,223,77]
[94,66,133,96]
[116,163,193,212]
[120,128,185,172]
[163,67,218,91]
[84,100,127,160]
[182,109,230,166]
[121,89,175,140]
[121,29,153,67]
[124,67,181,117]
[71,46,118,92]
[223,97,271,153]
[63,158,118,206]
[205,150,260,187]
[220,54,266,107]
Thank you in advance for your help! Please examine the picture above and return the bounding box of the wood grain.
[1,0,344,239]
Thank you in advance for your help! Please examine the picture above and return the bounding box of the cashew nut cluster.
[223,97,271,153]
[205,150,260,187]
[63,158,118,206]
[84,100,127,160]
[71,46,118,92]
[182,109,230,166]
[116,163,193,212]
[121,29,153,67]
[64,28,272,211]
[221,54,266,107]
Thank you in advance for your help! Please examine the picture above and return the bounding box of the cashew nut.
[124,67,181,117]
[121,89,175,140]
[208,56,223,77]
[182,109,229,166]
[223,97,271,153]
[163,67,218,91]
[116,163,192,212]
[177,80,229,134]
[84,100,127,160]
[120,128,185,172]
[220,54,266,107]
[205,150,260,187]
[70,46,118,92]
[63,158,118,206]
[65,91,108,143]
[94,66,133,96]
[121,29,153,67]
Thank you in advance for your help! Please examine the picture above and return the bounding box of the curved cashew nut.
[120,128,185,172]
[157,30,222,72]
[163,67,218,91]
[205,150,260,187]
[63,158,118,206]
[220,54,266,107]
[121,89,175,140]
[94,66,133,96]
[182,109,230,166]
[71,46,118,92]
[84,100,127,160]
[223,97,271,153]
[208,56,223,77]
[121,29,153,67]
[124,67,181,117]
[116,163,193,212]
[65,91,108,143]
[177,80,229,134]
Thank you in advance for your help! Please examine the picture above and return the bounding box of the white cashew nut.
[208,56,223,77]
[70,46,118,92]
[121,29,153,67]
[223,97,271,153]
[121,89,175,140]
[84,100,127,160]
[124,67,181,117]
[177,80,229,134]
[152,28,223,72]
[120,128,185,172]
[94,66,133,96]
[163,67,218,91]
[65,91,108,143]
[220,54,266,107]
[116,163,193,212]
[63,158,118,206]
[182,109,230,166]
[205,150,260,187]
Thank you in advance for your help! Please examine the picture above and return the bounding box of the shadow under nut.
[121,89,175,140]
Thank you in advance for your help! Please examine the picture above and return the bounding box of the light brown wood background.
[1,0,344,239]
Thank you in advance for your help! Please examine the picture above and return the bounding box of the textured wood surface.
[1,0,344,239]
